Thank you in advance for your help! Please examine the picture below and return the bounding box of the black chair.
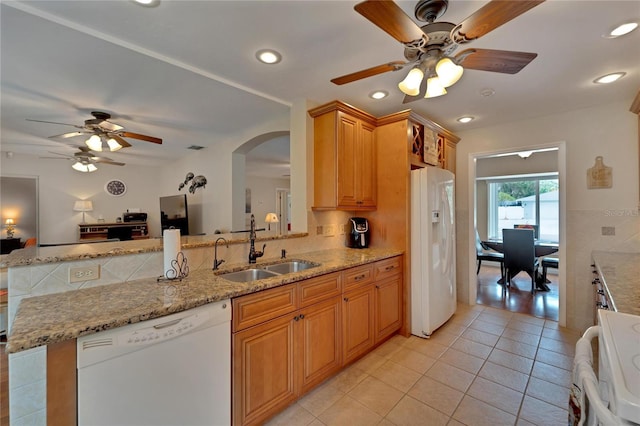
[541,257,559,283]
[502,228,539,293]
[475,230,504,278]
[107,226,133,241]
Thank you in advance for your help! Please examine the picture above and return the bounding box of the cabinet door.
[298,297,342,393]
[337,112,359,208]
[342,285,375,364]
[233,314,297,426]
[357,121,377,208]
[375,275,403,343]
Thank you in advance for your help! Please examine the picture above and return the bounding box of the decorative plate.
[105,179,127,196]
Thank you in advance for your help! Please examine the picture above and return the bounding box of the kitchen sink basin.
[217,268,279,283]
[263,261,320,274]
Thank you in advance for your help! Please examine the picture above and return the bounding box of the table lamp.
[265,212,279,232]
[4,219,15,238]
[74,200,93,223]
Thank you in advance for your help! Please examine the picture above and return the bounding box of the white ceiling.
[1,0,639,172]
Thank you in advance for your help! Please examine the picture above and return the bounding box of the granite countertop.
[7,247,402,353]
[0,232,308,268]
[591,251,640,316]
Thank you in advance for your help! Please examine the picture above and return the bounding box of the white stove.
[597,309,640,423]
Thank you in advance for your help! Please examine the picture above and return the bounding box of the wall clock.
[105,179,127,196]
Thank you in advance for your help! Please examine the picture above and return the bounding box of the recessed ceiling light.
[256,49,282,64]
[457,116,474,123]
[479,88,495,97]
[369,91,388,100]
[604,22,638,38]
[593,72,626,84]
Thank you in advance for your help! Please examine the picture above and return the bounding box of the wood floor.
[476,263,559,321]
[0,265,558,425]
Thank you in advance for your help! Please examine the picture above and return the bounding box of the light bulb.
[424,76,447,98]
[435,57,463,88]
[398,68,424,96]
[87,164,98,172]
[106,138,123,151]
[86,135,102,151]
[72,161,88,172]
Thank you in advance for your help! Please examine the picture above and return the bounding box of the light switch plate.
[69,265,100,283]
[324,224,336,237]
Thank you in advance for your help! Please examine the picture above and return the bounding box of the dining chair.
[475,230,504,278]
[541,256,559,283]
[502,228,539,293]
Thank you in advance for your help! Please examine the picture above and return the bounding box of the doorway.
[467,143,567,325]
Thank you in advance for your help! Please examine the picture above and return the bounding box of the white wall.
[456,99,640,332]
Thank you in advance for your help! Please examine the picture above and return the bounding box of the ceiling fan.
[27,111,162,152]
[41,146,125,172]
[331,0,544,102]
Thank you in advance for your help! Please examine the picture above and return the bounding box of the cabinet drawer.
[232,284,297,332]
[298,272,342,308]
[374,256,402,281]
[343,264,374,292]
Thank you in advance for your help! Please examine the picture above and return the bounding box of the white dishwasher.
[77,299,231,426]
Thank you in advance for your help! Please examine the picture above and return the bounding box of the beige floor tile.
[452,395,516,426]
[298,381,345,417]
[327,364,368,393]
[264,402,316,426]
[535,348,573,371]
[447,419,466,426]
[525,376,572,409]
[483,306,514,319]
[450,336,493,359]
[478,311,512,326]
[530,361,573,388]
[478,361,529,393]
[385,395,450,426]
[439,320,468,336]
[469,318,506,336]
[317,395,382,426]
[501,328,541,347]
[353,351,386,374]
[407,375,464,416]
[427,329,459,347]
[544,319,560,330]
[389,346,436,374]
[449,312,478,327]
[515,418,537,426]
[461,328,500,347]
[518,395,568,425]
[439,347,485,375]
[307,420,325,426]
[373,340,404,359]
[405,336,449,359]
[370,360,422,393]
[495,336,538,359]
[538,336,575,357]
[388,334,412,347]
[506,320,543,336]
[378,419,396,426]
[488,348,534,375]
[512,313,545,327]
[467,376,524,416]
[541,326,580,343]
[425,360,475,393]
[348,376,404,417]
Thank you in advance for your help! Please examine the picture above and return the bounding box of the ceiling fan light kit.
[72,161,97,173]
[333,0,544,102]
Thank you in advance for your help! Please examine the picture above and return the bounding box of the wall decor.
[587,156,613,189]
[423,128,439,166]
[105,179,127,196]
[178,172,207,194]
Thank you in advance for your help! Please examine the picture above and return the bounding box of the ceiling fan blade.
[26,118,84,129]
[456,48,538,74]
[40,157,71,160]
[108,134,132,148]
[48,131,87,139]
[119,132,162,144]
[402,77,428,104]
[451,0,545,44]
[331,61,407,85]
[354,0,427,44]
[95,159,125,166]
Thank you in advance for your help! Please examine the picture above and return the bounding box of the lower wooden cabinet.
[232,256,403,425]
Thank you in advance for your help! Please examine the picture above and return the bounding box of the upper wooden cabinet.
[309,101,377,211]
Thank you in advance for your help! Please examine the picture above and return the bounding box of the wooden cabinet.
[374,257,403,342]
[342,284,375,364]
[78,222,149,241]
[309,101,377,211]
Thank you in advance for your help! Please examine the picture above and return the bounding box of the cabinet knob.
[293,315,300,321]
[299,314,305,320]
[375,285,380,289]
[355,274,365,281]
[343,297,349,302]
[385,266,395,271]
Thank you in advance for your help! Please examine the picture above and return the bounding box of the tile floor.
[266,303,580,426]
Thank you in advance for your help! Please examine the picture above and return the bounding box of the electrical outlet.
[602,226,615,236]
[69,265,100,283]
[316,225,323,235]
[324,224,336,237]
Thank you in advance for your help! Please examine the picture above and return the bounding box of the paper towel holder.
[157,251,189,282]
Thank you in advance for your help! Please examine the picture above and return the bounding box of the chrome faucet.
[248,214,266,264]
[213,237,228,270]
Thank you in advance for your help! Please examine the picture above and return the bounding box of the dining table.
[481,239,559,291]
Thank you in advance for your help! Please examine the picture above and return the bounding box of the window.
[487,175,558,243]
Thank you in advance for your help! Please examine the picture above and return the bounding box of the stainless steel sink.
[263,261,320,274]
[217,268,279,283]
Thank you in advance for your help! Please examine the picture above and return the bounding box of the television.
[160,194,189,235]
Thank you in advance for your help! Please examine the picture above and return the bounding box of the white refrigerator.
[410,167,457,338]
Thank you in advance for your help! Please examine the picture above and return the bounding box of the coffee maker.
[346,217,370,249]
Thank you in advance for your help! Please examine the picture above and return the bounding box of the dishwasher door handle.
[153,318,183,329]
